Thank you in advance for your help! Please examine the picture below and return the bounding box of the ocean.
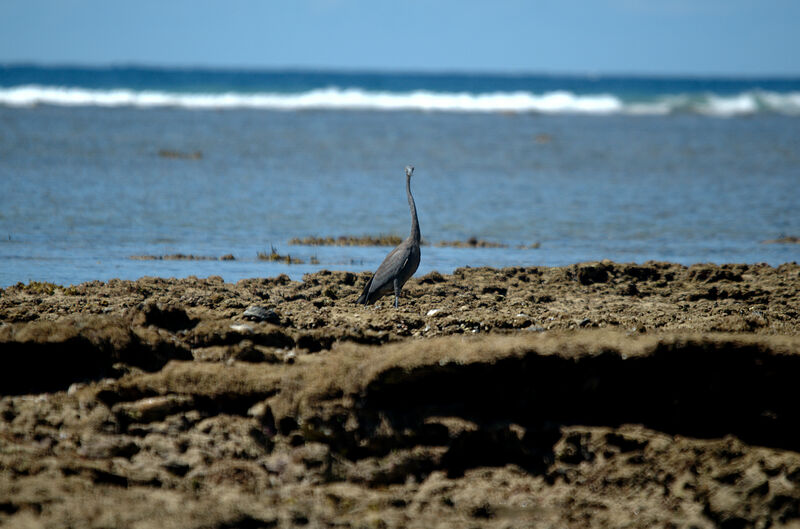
[1,65,798,287]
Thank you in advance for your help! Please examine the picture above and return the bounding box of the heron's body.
[357,166,421,307]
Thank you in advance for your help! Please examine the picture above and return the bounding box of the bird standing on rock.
[356,165,421,308]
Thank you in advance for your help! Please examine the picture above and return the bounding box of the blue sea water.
[0,65,799,287]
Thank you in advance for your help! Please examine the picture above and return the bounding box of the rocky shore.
[1,261,799,528]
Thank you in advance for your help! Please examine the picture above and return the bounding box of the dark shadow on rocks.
[0,317,191,395]
[304,339,800,479]
[133,302,198,332]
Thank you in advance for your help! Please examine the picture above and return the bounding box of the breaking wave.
[2,85,799,116]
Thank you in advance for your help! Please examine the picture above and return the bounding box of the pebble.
[243,305,281,324]
[426,309,441,317]
[247,401,270,420]
[526,325,546,332]
[114,395,194,423]
[230,323,254,333]
[67,382,87,395]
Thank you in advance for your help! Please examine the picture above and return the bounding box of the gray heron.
[356,165,421,307]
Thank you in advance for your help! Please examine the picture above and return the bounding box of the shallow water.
[1,104,799,287]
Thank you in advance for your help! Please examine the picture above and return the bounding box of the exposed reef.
[1,261,799,527]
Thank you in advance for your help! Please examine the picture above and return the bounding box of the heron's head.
[405,165,414,177]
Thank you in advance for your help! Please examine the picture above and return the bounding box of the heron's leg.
[394,279,400,308]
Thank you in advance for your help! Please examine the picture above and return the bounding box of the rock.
[247,401,272,422]
[78,434,140,459]
[761,236,800,244]
[618,282,639,296]
[243,306,281,324]
[575,263,610,285]
[526,325,546,332]
[418,271,447,284]
[2,263,800,528]
[133,302,197,331]
[687,265,743,283]
[113,395,194,423]
[232,340,266,363]
[188,320,293,349]
[67,382,87,395]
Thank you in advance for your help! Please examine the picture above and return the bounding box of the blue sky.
[1,0,798,75]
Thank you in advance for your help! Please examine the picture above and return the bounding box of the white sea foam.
[1,85,799,116]
[0,85,623,113]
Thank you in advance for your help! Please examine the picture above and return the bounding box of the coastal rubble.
[1,261,799,527]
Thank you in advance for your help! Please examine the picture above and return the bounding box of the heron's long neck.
[406,175,420,243]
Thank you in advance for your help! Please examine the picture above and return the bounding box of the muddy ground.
[1,260,799,528]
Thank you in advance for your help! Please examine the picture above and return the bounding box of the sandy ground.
[1,260,799,528]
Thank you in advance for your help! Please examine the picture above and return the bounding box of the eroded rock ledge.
[1,262,799,528]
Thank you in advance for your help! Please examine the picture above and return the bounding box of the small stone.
[114,395,194,423]
[67,382,87,395]
[247,401,270,420]
[526,325,546,332]
[243,305,281,324]
[426,309,441,317]
[579,318,592,328]
[230,323,253,333]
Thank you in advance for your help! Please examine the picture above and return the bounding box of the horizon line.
[3,61,800,81]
